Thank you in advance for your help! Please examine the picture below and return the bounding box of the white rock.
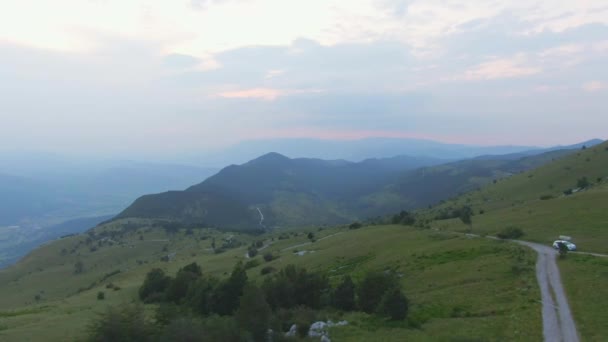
[321,335,331,342]
[285,324,297,337]
[309,321,328,337]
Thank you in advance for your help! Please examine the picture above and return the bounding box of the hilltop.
[116,145,591,229]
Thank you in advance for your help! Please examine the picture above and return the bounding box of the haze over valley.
[1,1,607,341]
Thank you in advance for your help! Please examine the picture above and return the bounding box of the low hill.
[117,148,585,229]
[117,154,444,228]
[426,141,608,251]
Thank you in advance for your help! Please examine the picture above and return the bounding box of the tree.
[332,276,356,311]
[139,268,171,302]
[307,232,315,241]
[349,222,362,229]
[87,304,155,342]
[235,285,272,342]
[577,177,590,189]
[262,264,329,310]
[357,271,399,314]
[458,206,473,232]
[211,262,248,315]
[165,266,201,303]
[97,291,105,300]
[74,260,85,274]
[186,277,218,316]
[378,287,409,320]
[392,210,416,225]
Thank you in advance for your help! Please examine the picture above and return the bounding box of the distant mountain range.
[181,138,602,166]
[117,139,603,230]
[184,137,547,166]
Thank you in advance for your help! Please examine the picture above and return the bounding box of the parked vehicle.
[553,240,577,251]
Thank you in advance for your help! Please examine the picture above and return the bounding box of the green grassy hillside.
[0,222,540,341]
[427,142,608,252]
[421,141,608,340]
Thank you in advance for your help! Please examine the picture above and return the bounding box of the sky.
[1,0,607,158]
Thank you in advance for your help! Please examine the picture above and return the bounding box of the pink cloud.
[457,56,541,81]
[218,88,284,101]
[217,87,322,101]
[582,81,606,92]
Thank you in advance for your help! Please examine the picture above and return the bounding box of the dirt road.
[516,241,579,342]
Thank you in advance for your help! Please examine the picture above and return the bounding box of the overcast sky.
[1,0,607,157]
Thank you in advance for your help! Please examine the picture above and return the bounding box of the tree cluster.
[91,262,409,342]
[391,210,416,226]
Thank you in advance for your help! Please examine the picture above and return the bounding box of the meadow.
[0,223,541,341]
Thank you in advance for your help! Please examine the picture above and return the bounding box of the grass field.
[0,223,541,341]
[559,254,608,341]
[424,143,608,252]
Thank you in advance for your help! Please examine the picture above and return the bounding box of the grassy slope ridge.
[427,142,608,252]
[116,148,581,230]
[425,141,608,340]
[0,224,540,341]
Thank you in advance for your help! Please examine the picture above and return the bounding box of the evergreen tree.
[332,276,356,311]
[235,285,271,342]
[378,287,409,320]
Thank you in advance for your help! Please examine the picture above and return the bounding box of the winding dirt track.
[515,241,579,342]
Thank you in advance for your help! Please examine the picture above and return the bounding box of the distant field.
[0,224,541,341]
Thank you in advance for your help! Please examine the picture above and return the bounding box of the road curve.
[515,240,579,342]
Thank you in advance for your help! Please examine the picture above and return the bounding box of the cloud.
[162,53,201,68]
[456,55,541,81]
[1,1,608,156]
[217,88,285,100]
[582,81,607,92]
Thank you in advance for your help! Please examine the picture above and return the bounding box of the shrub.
[332,276,356,311]
[260,266,276,276]
[497,226,524,239]
[139,269,171,303]
[539,194,554,200]
[244,259,260,270]
[577,177,590,189]
[263,252,274,262]
[349,222,363,229]
[97,291,105,300]
[74,260,85,274]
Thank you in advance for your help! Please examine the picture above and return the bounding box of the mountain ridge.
[116,140,601,229]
